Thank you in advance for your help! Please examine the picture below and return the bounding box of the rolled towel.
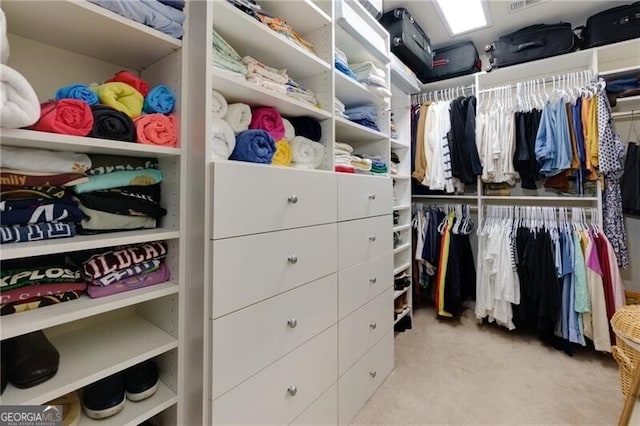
[249,107,285,140]
[55,83,99,106]
[0,64,40,129]
[212,90,228,119]
[291,136,325,169]
[32,99,93,136]
[89,104,136,141]
[105,70,150,97]
[211,117,235,160]
[272,140,292,166]
[230,129,276,164]
[143,84,176,114]
[93,82,144,118]
[223,103,251,133]
[282,118,295,141]
[134,113,177,147]
[0,8,8,64]
[288,116,321,142]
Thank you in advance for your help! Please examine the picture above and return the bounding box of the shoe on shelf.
[123,360,159,402]
[5,330,59,389]
[82,373,126,420]
[47,391,81,426]
[394,314,413,333]
[394,297,404,314]
[394,272,411,290]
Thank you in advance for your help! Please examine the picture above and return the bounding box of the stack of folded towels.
[360,154,388,176]
[243,56,289,95]
[213,29,248,78]
[344,106,379,131]
[335,48,356,80]
[334,98,346,118]
[71,241,170,299]
[335,142,355,173]
[285,80,319,107]
[87,0,185,39]
[350,61,392,98]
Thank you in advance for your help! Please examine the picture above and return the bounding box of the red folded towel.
[134,113,177,147]
[105,70,150,97]
[31,99,93,136]
[249,107,285,140]
[335,164,356,173]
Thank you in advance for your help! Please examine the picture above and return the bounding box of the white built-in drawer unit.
[339,288,393,375]
[211,326,338,425]
[212,274,337,399]
[337,175,393,221]
[338,330,394,425]
[338,252,392,319]
[211,162,337,239]
[290,383,338,426]
[338,215,392,270]
[211,223,337,318]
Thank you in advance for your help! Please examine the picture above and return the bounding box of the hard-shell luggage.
[379,8,433,76]
[486,23,579,71]
[418,41,481,83]
[578,2,640,49]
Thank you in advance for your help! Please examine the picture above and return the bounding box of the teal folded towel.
[55,83,99,106]
[74,169,163,193]
[143,85,176,114]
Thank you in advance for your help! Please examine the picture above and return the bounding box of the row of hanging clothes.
[412,203,476,317]
[475,205,624,355]
[410,86,482,195]
[622,113,640,215]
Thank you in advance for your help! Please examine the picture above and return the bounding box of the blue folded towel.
[143,85,176,114]
[335,60,357,80]
[230,130,276,164]
[55,83,99,106]
[158,0,185,10]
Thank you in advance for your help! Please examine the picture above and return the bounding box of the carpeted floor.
[351,305,624,425]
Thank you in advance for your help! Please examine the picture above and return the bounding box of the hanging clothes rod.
[476,69,594,94]
[411,84,476,105]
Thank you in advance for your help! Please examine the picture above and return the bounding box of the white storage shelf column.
[0,1,199,425]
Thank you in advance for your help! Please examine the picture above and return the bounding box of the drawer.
[337,174,392,221]
[339,288,393,376]
[290,383,337,426]
[212,326,338,425]
[212,274,337,399]
[338,330,394,425]
[212,162,337,239]
[212,223,337,318]
[338,252,392,319]
[338,215,392,270]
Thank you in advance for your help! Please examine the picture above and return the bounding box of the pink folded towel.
[249,107,285,140]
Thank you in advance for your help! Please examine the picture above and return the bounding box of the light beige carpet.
[351,306,624,425]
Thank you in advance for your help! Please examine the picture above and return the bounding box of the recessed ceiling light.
[435,0,490,36]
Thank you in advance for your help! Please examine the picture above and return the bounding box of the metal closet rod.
[411,83,476,105]
[476,69,594,94]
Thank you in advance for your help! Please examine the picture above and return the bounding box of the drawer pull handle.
[369,277,377,284]
[369,235,376,242]
[369,194,376,200]
[287,385,298,396]
[288,195,298,204]
[287,318,298,328]
[288,255,298,264]
[369,370,377,378]
[369,322,377,330]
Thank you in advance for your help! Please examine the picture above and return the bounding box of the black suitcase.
[486,23,579,71]
[579,2,640,49]
[418,41,481,83]
[379,8,433,76]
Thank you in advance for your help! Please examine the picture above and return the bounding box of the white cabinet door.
[212,162,337,239]
[290,383,337,426]
[337,174,392,221]
[212,274,337,399]
[338,215,392,270]
[338,252,392,319]
[211,223,337,318]
[212,326,338,426]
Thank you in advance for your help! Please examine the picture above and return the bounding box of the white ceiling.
[382,0,631,50]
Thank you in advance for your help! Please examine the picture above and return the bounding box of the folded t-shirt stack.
[72,154,166,233]
[0,257,87,315]
[334,98,346,118]
[0,146,90,244]
[359,154,388,176]
[87,0,185,39]
[350,61,391,99]
[335,48,356,80]
[74,241,170,298]
[344,106,379,131]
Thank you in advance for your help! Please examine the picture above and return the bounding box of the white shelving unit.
[1,1,204,424]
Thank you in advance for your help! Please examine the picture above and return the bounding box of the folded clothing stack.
[350,61,391,98]
[227,0,262,19]
[334,98,346,118]
[87,0,185,39]
[390,112,399,139]
[285,80,319,107]
[243,56,288,95]
[344,106,379,131]
[257,11,315,54]
[335,48,356,80]
[334,142,355,173]
[73,241,170,298]
[358,154,388,176]
[213,29,248,78]
[390,151,400,176]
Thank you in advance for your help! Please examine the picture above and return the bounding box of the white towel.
[282,118,295,141]
[212,90,228,119]
[211,117,236,160]
[334,142,353,153]
[0,64,40,129]
[291,136,325,169]
[223,103,251,133]
[0,8,9,64]
[1,146,91,173]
